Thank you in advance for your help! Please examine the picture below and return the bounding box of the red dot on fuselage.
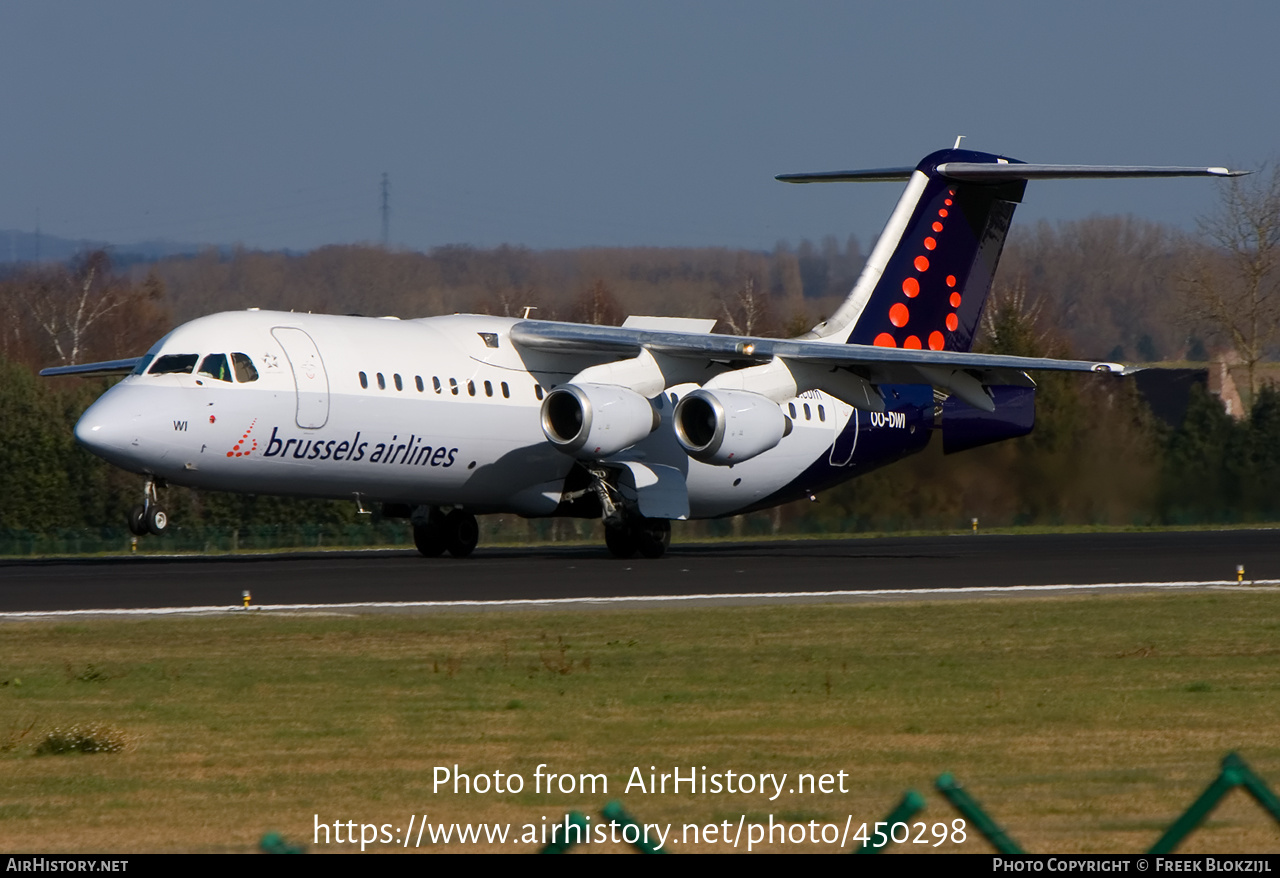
[946,313,959,331]
[938,209,948,217]
[929,331,945,350]
[874,333,896,347]
[902,277,920,297]
[914,255,929,272]
[945,199,953,206]
[924,237,936,250]
[950,292,962,307]
[932,221,943,232]
[889,303,910,327]
[226,452,234,457]
[904,335,922,349]
[946,275,956,287]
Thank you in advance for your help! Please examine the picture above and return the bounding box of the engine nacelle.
[540,383,660,459]
[673,389,792,466]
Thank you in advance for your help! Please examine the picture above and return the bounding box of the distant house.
[1131,354,1249,428]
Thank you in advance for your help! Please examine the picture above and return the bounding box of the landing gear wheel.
[413,521,446,557]
[604,523,637,559]
[444,510,479,558]
[635,518,671,559]
[128,505,148,537]
[146,505,169,536]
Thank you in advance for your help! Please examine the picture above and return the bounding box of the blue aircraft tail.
[779,147,1242,352]
[782,147,1026,352]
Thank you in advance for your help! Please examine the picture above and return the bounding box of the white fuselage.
[75,310,867,519]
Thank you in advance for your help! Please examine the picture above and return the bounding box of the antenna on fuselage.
[953,135,966,149]
[522,306,538,319]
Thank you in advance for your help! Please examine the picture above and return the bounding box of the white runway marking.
[2,579,1276,619]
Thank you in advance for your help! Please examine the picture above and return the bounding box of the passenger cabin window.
[803,404,811,420]
[433,377,442,394]
[394,374,403,391]
[359,371,368,389]
[818,405,826,422]
[198,353,232,382]
[501,381,510,399]
[415,376,424,392]
[484,380,493,397]
[788,403,796,418]
[149,354,199,375]
[449,378,459,395]
[467,380,476,397]
[231,353,259,382]
[535,385,544,400]
[377,372,386,390]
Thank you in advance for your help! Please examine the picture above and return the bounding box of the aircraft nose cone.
[74,389,147,469]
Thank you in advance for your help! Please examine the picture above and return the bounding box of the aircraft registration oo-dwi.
[44,144,1245,559]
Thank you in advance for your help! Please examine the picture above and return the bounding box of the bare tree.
[570,279,622,325]
[20,251,127,365]
[1181,163,1280,404]
[720,274,775,336]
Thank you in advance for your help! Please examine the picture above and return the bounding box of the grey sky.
[0,1,1274,254]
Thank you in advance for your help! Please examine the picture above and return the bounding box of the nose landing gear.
[128,479,169,537]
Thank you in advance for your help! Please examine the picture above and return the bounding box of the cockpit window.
[131,354,155,375]
[198,353,233,382]
[149,354,199,375]
[231,353,259,383]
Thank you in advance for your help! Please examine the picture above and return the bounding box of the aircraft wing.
[39,358,141,378]
[510,320,1126,413]
[509,320,1125,376]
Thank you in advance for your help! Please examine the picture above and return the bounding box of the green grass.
[1,592,1278,852]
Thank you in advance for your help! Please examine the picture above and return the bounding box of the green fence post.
[601,801,666,854]
[854,789,927,853]
[1147,761,1242,854]
[935,773,1024,854]
[259,831,305,854]
[1224,753,1280,825]
[539,811,590,854]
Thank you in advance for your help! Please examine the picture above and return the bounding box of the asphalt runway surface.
[0,530,1277,615]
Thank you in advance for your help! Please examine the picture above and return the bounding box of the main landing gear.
[412,506,479,559]
[604,516,671,560]
[127,479,169,537]
[564,463,672,560]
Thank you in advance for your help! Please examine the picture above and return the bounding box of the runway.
[1,530,1277,616]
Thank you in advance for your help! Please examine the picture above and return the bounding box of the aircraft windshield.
[231,353,259,382]
[198,354,232,382]
[131,354,155,375]
[148,354,199,375]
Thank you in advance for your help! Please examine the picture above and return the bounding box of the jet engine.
[540,383,660,458]
[673,389,792,466]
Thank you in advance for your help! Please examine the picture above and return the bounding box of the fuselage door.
[828,403,858,467]
[271,327,330,429]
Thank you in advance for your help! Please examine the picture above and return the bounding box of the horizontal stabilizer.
[39,358,140,378]
[935,163,1248,181]
[776,167,915,183]
[778,163,1247,184]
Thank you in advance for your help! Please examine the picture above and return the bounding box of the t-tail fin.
[779,147,1244,352]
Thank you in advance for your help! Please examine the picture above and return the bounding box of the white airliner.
[44,146,1243,559]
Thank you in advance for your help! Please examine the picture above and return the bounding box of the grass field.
[1,591,1278,853]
